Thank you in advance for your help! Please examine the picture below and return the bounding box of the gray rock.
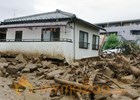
[24,63,37,72]
[22,67,30,73]
[0,58,7,63]
[6,65,24,75]
[0,63,9,76]
[71,62,79,67]
[41,61,57,68]
[15,54,28,63]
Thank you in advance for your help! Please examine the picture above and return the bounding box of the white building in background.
[96,19,140,43]
[0,9,104,63]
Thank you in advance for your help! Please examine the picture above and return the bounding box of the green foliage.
[119,41,140,55]
[104,34,120,49]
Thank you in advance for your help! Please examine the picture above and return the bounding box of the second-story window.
[79,31,89,49]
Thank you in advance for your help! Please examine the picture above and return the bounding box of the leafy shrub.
[119,41,140,55]
[104,34,120,49]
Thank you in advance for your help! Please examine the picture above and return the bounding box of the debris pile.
[0,52,140,100]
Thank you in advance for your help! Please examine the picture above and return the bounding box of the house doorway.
[0,28,6,41]
[0,34,6,41]
[15,31,22,41]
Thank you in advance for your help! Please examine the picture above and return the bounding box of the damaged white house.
[0,9,104,63]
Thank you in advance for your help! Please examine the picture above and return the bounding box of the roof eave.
[0,18,73,25]
[75,18,106,31]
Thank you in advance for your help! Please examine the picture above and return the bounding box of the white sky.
[0,0,140,23]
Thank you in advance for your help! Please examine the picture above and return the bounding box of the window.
[131,30,140,35]
[79,31,89,49]
[15,31,22,41]
[0,34,6,42]
[92,35,99,50]
[42,28,60,41]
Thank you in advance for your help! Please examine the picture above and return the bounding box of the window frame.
[131,30,140,35]
[92,35,99,50]
[41,28,60,41]
[79,30,89,49]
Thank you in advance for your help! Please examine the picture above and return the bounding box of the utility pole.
[14,9,16,18]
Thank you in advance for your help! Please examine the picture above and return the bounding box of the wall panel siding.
[74,22,99,59]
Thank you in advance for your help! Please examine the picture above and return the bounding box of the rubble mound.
[0,53,139,100]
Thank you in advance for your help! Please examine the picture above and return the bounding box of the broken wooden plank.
[98,73,122,89]
[116,55,140,76]
[54,78,93,92]
[132,61,140,66]
[130,84,140,87]
[76,92,83,100]
[89,69,99,85]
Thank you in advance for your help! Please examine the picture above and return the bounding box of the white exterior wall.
[3,25,74,63]
[7,27,42,40]
[74,22,99,59]
[6,26,73,40]
[1,22,99,62]
[60,26,74,41]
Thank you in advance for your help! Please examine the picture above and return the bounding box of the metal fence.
[0,38,72,42]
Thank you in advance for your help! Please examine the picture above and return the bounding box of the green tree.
[120,41,140,55]
[104,34,120,49]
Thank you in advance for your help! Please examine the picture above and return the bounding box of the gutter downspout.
[73,22,76,61]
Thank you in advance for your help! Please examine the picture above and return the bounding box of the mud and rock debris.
[0,52,139,100]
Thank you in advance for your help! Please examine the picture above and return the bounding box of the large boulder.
[71,62,80,67]
[22,67,30,73]
[41,61,57,69]
[15,54,28,63]
[6,65,24,75]
[0,63,9,76]
[23,63,37,73]
[0,58,7,63]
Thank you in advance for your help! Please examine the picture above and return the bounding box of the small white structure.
[0,10,103,63]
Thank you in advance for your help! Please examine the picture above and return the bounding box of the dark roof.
[4,9,76,23]
[0,9,105,30]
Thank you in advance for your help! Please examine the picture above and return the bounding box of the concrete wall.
[74,22,99,59]
[0,42,74,63]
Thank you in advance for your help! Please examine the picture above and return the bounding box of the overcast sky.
[0,0,140,23]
